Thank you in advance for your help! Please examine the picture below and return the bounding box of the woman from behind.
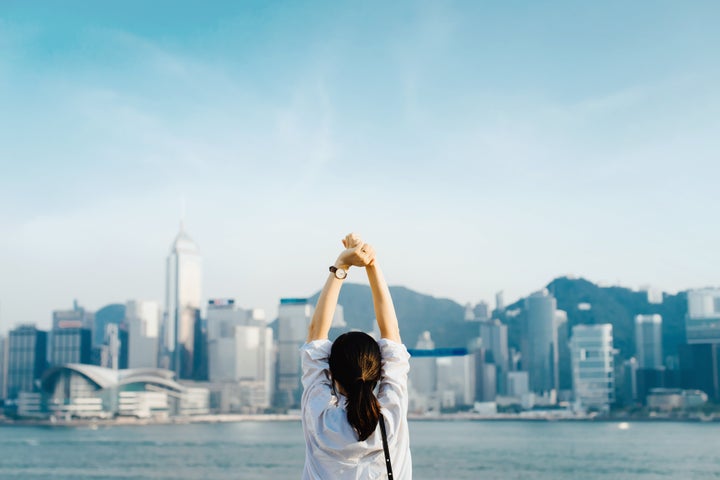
[301,233,412,479]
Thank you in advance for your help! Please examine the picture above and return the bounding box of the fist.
[342,233,363,249]
[336,242,375,268]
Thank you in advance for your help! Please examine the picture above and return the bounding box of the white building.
[275,298,313,408]
[686,288,720,344]
[570,324,615,412]
[436,354,475,408]
[206,299,274,411]
[126,300,161,369]
[162,223,202,379]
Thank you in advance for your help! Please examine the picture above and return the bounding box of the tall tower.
[162,223,202,379]
[525,289,558,395]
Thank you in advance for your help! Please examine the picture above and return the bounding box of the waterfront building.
[685,288,720,344]
[37,364,209,419]
[162,223,203,379]
[525,290,559,395]
[206,299,274,411]
[635,314,663,369]
[678,343,720,401]
[471,342,497,403]
[0,334,7,399]
[126,300,160,369]
[618,357,639,406]
[555,310,573,398]
[6,325,48,399]
[570,324,615,412]
[506,371,529,398]
[275,298,313,408]
[478,319,509,395]
[646,388,708,411]
[408,332,437,411]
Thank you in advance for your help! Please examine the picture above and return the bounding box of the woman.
[301,233,412,479]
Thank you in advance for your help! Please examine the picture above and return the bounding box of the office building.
[275,298,313,408]
[479,319,509,394]
[686,288,720,344]
[206,299,274,410]
[0,335,7,399]
[53,300,93,330]
[126,300,160,369]
[162,223,202,379]
[635,314,663,369]
[678,343,720,401]
[6,326,48,399]
[93,304,126,350]
[495,291,505,314]
[51,328,93,366]
[408,332,437,410]
[507,371,529,398]
[474,302,490,322]
[555,310,572,396]
[525,290,559,395]
[570,324,615,411]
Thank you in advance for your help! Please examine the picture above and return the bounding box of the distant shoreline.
[1,412,718,428]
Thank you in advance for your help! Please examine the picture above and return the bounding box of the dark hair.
[329,331,382,441]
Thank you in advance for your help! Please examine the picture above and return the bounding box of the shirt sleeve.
[376,338,410,440]
[300,339,333,414]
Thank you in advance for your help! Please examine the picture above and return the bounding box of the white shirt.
[300,338,412,480]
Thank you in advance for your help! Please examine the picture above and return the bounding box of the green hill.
[306,277,689,360]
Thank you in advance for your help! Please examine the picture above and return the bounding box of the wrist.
[333,260,350,271]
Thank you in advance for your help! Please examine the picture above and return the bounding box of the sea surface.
[0,420,718,479]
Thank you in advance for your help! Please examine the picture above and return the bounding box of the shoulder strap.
[379,415,394,479]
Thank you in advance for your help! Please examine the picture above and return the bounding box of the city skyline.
[2,1,719,333]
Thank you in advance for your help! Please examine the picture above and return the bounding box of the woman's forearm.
[307,273,343,342]
[366,263,401,342]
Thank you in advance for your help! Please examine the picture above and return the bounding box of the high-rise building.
[409,332,437,404]
[479,319,509,395]
[93,304,126,351]
[570,324,615,411]
[126,300,160,369]
[52,300,93,330]
[162,223,202,379]
[6,325,48,399]
[635,314,663,369]
[0,334,7,399]
[686,288,720,344]
[473,302,490,322]
[495,291,505,313]
[555,310,573,397]
[275,298,313,408]
[678,343,720,401]
[525,290,558,395]
[51,328,92,366]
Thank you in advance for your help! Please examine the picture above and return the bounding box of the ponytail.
[329,331,383,442]
[346,380,381,441]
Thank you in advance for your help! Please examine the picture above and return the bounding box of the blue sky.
[1,1,719,332]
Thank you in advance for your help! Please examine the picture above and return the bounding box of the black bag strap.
[379,415,393,479]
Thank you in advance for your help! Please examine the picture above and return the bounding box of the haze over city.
[1,1,719,333]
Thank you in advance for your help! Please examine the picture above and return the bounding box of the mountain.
[308,283,477,348]
[306,277,689,360]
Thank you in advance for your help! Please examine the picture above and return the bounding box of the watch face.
[335,268,347,279]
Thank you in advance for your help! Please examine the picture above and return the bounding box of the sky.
[1,1,719,333]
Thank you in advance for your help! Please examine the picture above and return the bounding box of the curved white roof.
[41,364,185,393]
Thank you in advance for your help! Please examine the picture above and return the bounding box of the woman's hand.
[336,233,375,269]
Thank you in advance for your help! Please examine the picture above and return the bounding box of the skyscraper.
[162,223,202,379]
[555,310,573,395]
[685,288,720,344]
[275,298,313,408]
[51,328,92,366]
[570,324,615,412]
[126,300,160,369]
[478,319,509,395]
[635,314,663,369]
[525,290,558,395]
[0,335,7,399]
[7,325,48,399]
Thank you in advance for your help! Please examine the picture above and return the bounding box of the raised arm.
[366,261,401,343]
[306,235,375,342]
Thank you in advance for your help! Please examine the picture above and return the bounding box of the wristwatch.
[329,266,348,279]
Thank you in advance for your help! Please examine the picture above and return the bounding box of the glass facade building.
[7,326,48,399]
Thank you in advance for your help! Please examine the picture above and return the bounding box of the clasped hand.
[336,233,375,269]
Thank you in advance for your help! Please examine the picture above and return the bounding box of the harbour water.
[1,420,719,479]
